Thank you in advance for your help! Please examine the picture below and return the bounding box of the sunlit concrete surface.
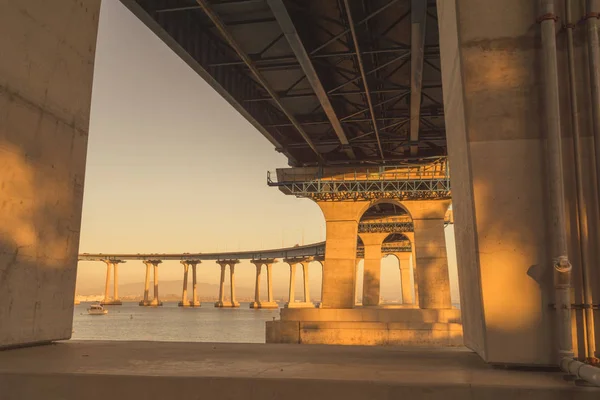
[0,341,597,400]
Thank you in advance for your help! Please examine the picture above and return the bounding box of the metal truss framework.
[120,0,446,166]
[268,162,450,201]
[358,221,413,233]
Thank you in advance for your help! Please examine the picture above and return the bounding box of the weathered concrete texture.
[358,232,388,306]
[402,201,452,309]
[0,0,100,348]
[1,341,597,400]
[437,0,600,364]
[267,308,463,346]
[316,201,366,308]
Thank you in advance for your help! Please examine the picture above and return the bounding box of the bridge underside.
[120,0,445,166]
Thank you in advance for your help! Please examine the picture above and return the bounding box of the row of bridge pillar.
[99,252,416,308]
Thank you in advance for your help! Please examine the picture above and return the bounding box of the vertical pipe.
[566,0,596,360]
[588,1,600,196]
[539,0,574,360]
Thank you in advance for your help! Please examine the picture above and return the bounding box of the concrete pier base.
[178,301,201,307]
[267,308,462,346]
[100,300,123,306]
[0,341,596,400]
[250,302,278,309]
[139,300,163,307]
[284,302,315,309]
[214,301,240,308]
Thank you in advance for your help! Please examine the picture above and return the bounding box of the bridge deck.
[0,341,596,400]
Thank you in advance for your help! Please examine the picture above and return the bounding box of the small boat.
[87,304,108,315]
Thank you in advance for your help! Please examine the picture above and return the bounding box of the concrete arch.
[358,199,413,222]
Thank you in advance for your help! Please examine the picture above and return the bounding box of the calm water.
[72,302,280,343]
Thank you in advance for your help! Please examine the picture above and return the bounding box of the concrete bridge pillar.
[101,260,124,306]
[403,232,419,307]
[191,262,201,306]
[102,260,112,305]
[229,263,240,308]
[179,262,190,307]
[401,201,451,309]
[395,252,413,305]
[285,261,297,307]
[358,233,389,306]
[316,201,369,308]
[140,260,162,306]
[301,261,311,303]
[250,260,278,309]
[0,0,101,348]
[251,262,263,308]
[215,261,240,308]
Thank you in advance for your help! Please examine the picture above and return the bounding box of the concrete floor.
[0,341,597,399]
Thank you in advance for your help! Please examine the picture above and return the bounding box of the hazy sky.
[77,0,458,302]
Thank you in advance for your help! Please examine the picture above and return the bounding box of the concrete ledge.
[250,302,279,309]
[100,300,122,306]
[267,320,463,346]
[284,302,315,309]
[178,301,201,307]
[138,301,163,307]
[280,307,462,323]
[0,342,597,400]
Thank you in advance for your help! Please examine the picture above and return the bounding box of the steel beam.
[268,0,355,159]
[343,0,384,160]
[409,0,427,156]
[195,0,323,163]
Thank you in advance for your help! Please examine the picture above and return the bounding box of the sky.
[76,0,459,302]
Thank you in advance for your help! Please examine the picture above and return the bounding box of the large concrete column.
[150,261,163,306]
[250,262,263,308]
[358,233,389,306]
[301,262,311,303]
[403,232,419,306]
[191,262,201,307]
[102,261,112,305]
[396,252,413,305]
[229,263,240,308]
[401,201,451,309]
[0,0,101,348]
[179,262,190,307]
[316,201,369,308]
[215,263,227,307]
[113,263,119,302]
[140,262,152,306]
[266,263,274,303]
[355,257,363,305]
[286,262,297,307]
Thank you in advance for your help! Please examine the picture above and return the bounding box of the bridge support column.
[395,252,413,305]
[402,201,451,309]
[229,264,240,308]
[179,262,190,307]
[140,260,162,306]
[359,233,389,307]
[302,261,311,303]
[250,260,278,309]
[215,261,239,308]
[285,259,314,308]
[101,260,123,306]
[190,262,201,307]
[316,201,368,308]
[403,232,419,307]
[250,262,263,308]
